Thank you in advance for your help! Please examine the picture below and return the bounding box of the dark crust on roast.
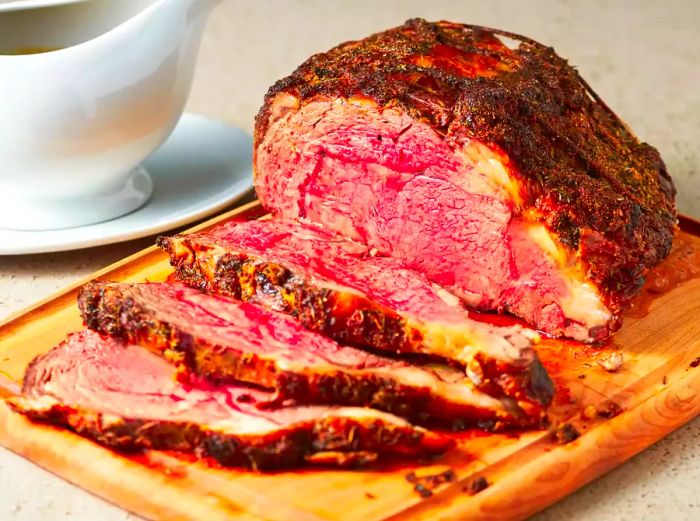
[154,236,414,357]
[157,234,555,420]
[13,340,452,470]
[254,18,677,312]
[77,281,543,428]
[10,404,432,470]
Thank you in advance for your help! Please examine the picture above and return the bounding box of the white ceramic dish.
[0,114,254,255]
[0,0,223,230]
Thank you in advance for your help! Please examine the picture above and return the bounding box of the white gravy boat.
[0,0,223,230]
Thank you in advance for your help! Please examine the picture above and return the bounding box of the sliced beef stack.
[78,281,546,427]
[14,274,554,468]
[254,18,676,342]
[11,331,452,470]
[157,219,552,411]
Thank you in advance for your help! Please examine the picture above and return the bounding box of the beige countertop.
[1,0,699,519]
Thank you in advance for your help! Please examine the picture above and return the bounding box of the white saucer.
[0,114,254,255]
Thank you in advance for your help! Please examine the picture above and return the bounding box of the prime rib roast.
[254,18,676,342]
[11,19,676,470]
[157,219,553,413]
[78,281,546,428]
[10,331,452,469]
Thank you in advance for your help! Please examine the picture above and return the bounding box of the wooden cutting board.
[1,200,699,521]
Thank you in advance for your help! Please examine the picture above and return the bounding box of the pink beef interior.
[23,330,418,432]
[204,219,535,361]
[120,283,398,370]
[24,330,258,428]
[207,220,493,328]
[255,99,611,340]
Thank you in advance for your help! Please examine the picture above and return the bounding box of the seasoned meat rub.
[11,331,452,469]
[254,19,676,341]
[79,281,549,427]
[157,221,554,416]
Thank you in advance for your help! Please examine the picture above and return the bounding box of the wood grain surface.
[0,202,698,521]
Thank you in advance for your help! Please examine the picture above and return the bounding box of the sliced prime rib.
[156,221,554,416]
[11,330,452,469]
[253,19,677,342]
[78,281,547,428]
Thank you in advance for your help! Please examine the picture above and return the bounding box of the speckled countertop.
[1,1,699,519]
